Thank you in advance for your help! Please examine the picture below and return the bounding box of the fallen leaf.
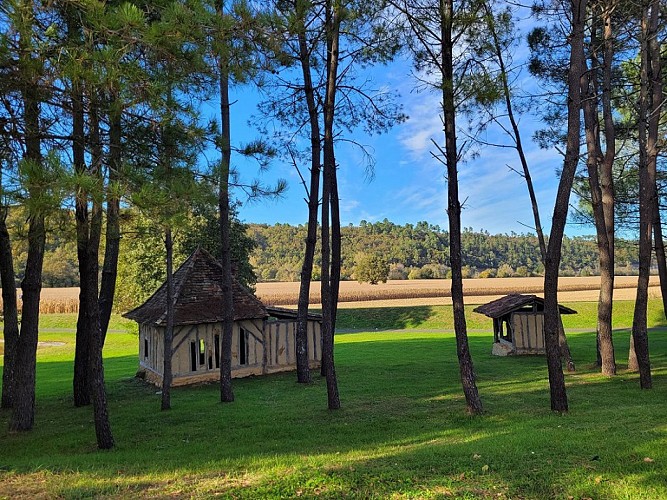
[644,457,655,463]
[482,465,490,473]
[594,476,602,484]
[473,454,482,460]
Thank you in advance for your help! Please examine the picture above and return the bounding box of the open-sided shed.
[473,294,576,355]
[124,248,322,387]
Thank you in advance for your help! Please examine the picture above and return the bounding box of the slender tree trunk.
[217,1,234,403]
[295,8,321,384]
[9,27,45,429]
[597,1,617,375]
[629,0,660,388]
[86,193,114,449]
[653,196,667,319]
[72,76,91,407]
[319,0,341,409]
[99,104,121,346]
[485,6,575,371]
[649,1,666,322]
[9,212,45,431]
[0,173,19,409]
[84,105,114,449]
[161,227,174,410]
[441,0,482,415]
[542,0,588,413]
[581,6,616,375]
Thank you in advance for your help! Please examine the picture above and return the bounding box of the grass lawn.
[0,303,666,498]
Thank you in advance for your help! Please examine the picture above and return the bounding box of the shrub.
[355,253,389,285]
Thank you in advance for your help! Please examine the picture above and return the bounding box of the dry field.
[0,277,657,314]
[256,276,661,309]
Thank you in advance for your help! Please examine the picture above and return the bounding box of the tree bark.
[9,212,45,431]
[72,75,91,407]
[319,0,341,409]
[161,227,174,410]
[0,173,19,409]
[581,3,616,375]
[9,23,45,429]
[441,0,482,415]
[84,105,114,448]
[542,0,588,413]
[629,0,660,389]
[99,103,121,347]
[653,196,667,320]
[295,5,321,384]
[484,4,575,372]
[218,0,234,403]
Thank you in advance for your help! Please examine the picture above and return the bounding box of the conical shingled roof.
[123,247,267,326]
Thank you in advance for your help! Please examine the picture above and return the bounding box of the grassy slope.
[0,305,666,498]
[336,299,667,331]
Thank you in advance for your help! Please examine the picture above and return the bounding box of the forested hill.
[248,220,640,282]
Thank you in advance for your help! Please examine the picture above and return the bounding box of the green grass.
[337,299,667,331]
[34,313,138,333]
[0,305,666,498]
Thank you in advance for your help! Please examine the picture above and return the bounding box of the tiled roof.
[472,294,577,319]
[123,247,267,326]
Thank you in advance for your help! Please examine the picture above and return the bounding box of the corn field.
[0,276,658,315]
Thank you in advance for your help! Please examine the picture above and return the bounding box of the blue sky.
[221,27,593,238]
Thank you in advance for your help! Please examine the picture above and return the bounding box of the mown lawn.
[0,303,666,498]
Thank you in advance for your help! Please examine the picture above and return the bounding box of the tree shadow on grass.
[336,306,436,330]
[2,331,667,498]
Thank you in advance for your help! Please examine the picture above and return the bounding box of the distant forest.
[248,220,642,282]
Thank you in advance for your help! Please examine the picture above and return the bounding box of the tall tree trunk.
[99,103,121,346]
[629,0,660,388]
[85,104,114,449]
[485,6,574,371]
[653,196,667,320]
[9,212,45,431]
[72,76,91,407]
[598,1,617,375]
[217,1,234,403]
[295,8,321,384]
[581,3,616,375]
[542,0,588,413]
[649,0,666,322]
[0,171,19,409]
[319,0,341,409]
[9,25,45,429]
[442,0,482,415]
[161,227,174,410]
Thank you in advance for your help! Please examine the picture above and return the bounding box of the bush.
[388,263,408,280]
[355,253,389,285]
[478,268,496,278]
[496,263,514,278]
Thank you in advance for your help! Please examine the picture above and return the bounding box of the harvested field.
[256,276,660,308]
[20,277,659,314]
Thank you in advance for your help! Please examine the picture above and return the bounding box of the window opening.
[144,338,149,359]
[190,341,197,371]
[239,329,247,365]
[199,338,205,366]
[214,334,220,368]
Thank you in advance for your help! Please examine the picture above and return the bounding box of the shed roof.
[265,306,322,322]
[123,247,267,326]
[472,294,577,319]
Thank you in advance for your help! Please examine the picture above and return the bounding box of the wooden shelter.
[124,248,322,387]
[473,294,576,355]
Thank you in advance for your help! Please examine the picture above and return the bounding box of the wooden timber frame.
[125,248,322,387]
[473,294,576,355]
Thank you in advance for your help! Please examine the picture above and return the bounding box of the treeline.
[249,220,641,281]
